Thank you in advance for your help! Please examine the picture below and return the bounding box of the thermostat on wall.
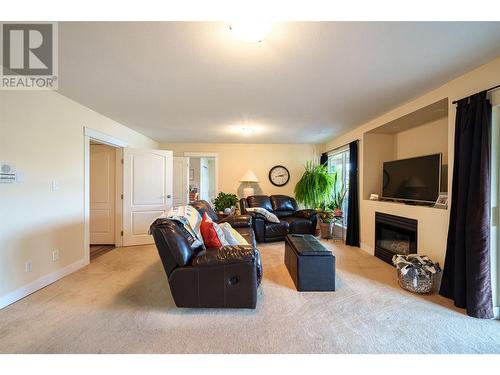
[0,162,16,183]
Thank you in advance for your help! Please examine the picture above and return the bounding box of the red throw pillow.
[200,212,222,248]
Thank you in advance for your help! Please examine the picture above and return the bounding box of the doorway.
[184,152,218,204]
[88,139,122,260]
[84,127,127,264]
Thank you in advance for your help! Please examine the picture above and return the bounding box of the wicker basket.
[393,254,441,294]
[397,269,436,294]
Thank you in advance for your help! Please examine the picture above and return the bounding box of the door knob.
[166,194,171,199]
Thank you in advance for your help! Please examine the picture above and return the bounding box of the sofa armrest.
[192,245,257,267]
[245,211,267,222]
[294,209,318,219]
[219,214,252,228]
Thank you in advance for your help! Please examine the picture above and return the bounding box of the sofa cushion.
[192,245,256,267]
[247,195,273,212]
[162,205,204,249]
[218,222,249,246]
[270,195,297,211]
[245,207,280,223]
[271,195,299,218]
[189,200,219,222]
[200,213,224,248]
[235,226,257,248]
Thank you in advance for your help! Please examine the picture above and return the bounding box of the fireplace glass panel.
[377,227,411,255]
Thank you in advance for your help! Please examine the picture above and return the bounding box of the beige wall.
[160,143,322,199]
[324,56,500,265]
[395,117,448,164]
[0,90,158,308]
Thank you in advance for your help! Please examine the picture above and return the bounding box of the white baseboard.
[0,258,89,310]
[360,242,374,255]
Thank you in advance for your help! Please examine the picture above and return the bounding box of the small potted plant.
[318,208,335,239]
[213,192,238,215]
[332,172,346,217]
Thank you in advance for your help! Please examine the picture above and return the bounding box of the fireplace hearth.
[375,212,417,265]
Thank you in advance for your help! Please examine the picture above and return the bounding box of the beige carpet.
[0,240,499,354]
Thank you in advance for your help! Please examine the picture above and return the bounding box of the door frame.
[173,156,190,206]
[84,127,128,263]
[184,152,219,199]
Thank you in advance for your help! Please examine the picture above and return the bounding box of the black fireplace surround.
[375,212,417,265]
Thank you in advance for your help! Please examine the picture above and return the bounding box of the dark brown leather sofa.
[239,195,318,243]
[149,200,262,309]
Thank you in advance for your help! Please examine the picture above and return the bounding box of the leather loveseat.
[149,200,262,308]
[239,195,318,243]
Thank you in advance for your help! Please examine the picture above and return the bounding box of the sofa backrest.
[270,195,298,217]
[240,195,299,218]
[150,218,198,277]
[246,195,273,212]
[189,200,219,221]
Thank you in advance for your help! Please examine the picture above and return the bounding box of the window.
[327,147,350,218]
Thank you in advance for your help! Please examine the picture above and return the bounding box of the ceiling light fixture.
[240,127,256,135]
[229,21,272,43]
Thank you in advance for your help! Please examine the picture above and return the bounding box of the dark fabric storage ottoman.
[284,234,335,291]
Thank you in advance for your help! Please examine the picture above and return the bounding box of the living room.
[1,1,500,372]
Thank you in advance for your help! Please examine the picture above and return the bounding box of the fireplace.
[375,212,417,265]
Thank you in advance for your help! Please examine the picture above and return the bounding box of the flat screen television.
[382,153,441,204]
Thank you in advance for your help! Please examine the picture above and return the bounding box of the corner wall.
[0,90,158,308]
[324,56,500,265]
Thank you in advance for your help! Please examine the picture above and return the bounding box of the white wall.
[161,143,322,198]
[324,56,500,266]
[0,90,158,308]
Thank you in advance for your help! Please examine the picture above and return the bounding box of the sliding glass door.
[327,147,350,220]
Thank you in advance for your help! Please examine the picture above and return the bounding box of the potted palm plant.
[294,161,335,238]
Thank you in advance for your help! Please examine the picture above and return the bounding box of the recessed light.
[229,21,272,43]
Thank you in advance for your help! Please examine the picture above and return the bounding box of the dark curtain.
[320,152,328,166]
[345,140,360,247]
[439,91,493,319]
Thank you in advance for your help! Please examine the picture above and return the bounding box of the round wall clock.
[269,165,290,187]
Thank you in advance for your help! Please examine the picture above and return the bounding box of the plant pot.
[320,222,334,239]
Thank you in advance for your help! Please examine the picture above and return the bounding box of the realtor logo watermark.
[1,22,58,90]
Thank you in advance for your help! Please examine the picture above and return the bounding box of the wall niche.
[362,98,449,201]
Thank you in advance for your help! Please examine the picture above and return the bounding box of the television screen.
[382,154,441,204]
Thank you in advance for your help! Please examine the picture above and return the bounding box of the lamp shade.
[240,170,259,183]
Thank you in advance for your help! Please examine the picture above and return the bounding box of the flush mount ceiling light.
[229,21,272,43]
[240,127,256,135]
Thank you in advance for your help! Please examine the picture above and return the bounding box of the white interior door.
[200,158,210,201]
[123,148,173,246]
[173,156,189,207]
[90,144,116,244]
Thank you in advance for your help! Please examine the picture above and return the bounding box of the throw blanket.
[160,205,204,249]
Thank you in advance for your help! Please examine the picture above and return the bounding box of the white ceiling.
[58,22,500,144]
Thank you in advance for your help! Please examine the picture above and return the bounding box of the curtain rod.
[324,139,359,155]
[452,84,500,104]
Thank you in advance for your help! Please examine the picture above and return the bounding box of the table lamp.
[240,170,259,198]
